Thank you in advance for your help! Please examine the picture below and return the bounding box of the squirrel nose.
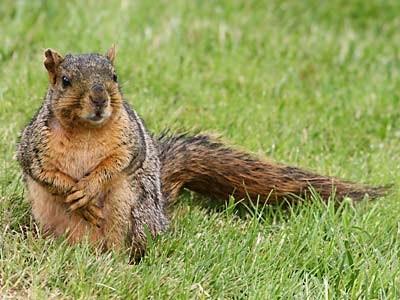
[90,96,107,107]
[91,83,105,94]
[90,83,108,107]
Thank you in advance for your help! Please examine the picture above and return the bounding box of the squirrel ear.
[44,49,64,85]
[106,44,117,65]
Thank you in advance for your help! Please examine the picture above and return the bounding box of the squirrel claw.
[65,190,85,203]
[68,195,91,211]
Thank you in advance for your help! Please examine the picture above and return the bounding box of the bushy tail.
[157,133,388,204]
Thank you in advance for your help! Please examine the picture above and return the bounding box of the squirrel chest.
[47,119,118,180]
[28,118,134,245]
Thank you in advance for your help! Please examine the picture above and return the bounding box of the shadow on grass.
[171,187,374,225]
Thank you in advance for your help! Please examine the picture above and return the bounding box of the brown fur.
[18,49,168,261]
[17,48,388,261]
[158,134,388,204]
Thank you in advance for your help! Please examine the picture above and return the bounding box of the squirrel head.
[43,45,121,128]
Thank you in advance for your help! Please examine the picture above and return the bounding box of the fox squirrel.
[16,46,388,261]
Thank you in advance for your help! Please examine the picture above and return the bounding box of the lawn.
[1,0,400,298]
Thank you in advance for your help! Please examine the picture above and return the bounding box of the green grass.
[1,0,400,298]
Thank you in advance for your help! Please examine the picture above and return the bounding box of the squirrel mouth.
[84,109,112,124]
[88,113,104,122]
[85,111,106,123]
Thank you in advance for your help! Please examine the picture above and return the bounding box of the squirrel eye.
[112,73,118,83]
[62,76,71,88]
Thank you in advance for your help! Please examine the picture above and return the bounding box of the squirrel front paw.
[65,181,105,227]
[66,189,91,211]
[65,178,99,209]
